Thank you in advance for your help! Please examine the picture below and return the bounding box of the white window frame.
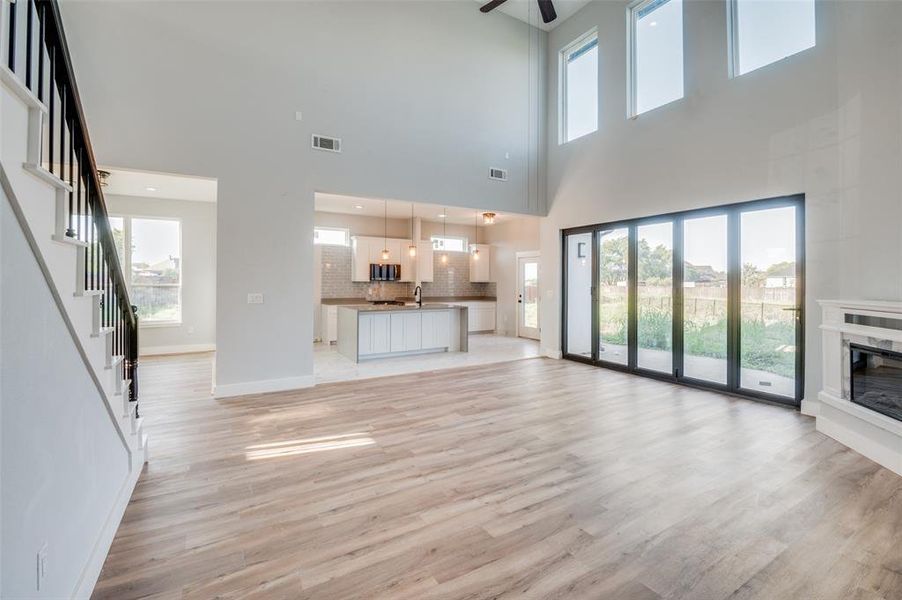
[559,28,599,144]
[110,215,183,328]
[726,0,816,78]
[314,226,350,246]
[430,235,469,253]
[627,0,684,119]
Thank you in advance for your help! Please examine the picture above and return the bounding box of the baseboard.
[800,398,819,417]
[542,348,562,359]
[213,374,315,398]
[72,456,144,599]
[140,343,216,356]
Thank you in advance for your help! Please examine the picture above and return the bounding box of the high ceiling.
[474,0,593,31]
[315,192,531,226]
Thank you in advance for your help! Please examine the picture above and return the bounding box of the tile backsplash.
[320,245,495,299]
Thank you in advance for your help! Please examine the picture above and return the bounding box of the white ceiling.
[99,167,218,203]
[315,192,532,226]
[475,0,593,31]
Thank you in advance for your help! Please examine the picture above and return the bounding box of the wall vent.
[312,134,342,153]
[488,167,508,181]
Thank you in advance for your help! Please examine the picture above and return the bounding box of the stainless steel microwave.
[370,264,401,281]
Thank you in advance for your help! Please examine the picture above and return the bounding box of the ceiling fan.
[480,0,558,25]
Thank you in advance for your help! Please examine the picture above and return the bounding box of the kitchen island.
[336,304,468,363]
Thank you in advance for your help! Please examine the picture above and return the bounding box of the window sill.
[140,321,182,329]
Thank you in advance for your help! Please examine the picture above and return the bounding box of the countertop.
[322,296,496,306]
[338,303,463,313]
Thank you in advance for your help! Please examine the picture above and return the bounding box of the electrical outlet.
[36,544,48,591]
[247,293,264,305]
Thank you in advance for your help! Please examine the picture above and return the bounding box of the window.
[110,216,182,325]
[314,227,349,246]
[729,0,815,76]
[430,235,468,253]
[629,0,684,116]
[560,30,598,143]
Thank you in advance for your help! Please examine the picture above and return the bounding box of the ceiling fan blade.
[537,0,557,23]
[480,0,509,14]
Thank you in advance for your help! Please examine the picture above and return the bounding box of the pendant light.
[472,211,480,260]
[408,204,417,257]
[440,207,449,264]
[482,212,496,225]
[381,200,390,261]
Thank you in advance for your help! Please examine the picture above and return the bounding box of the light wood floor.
[92,354,902,599]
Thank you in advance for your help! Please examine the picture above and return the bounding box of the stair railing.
[4,0,139,416]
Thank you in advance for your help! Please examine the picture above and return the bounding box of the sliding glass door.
[597,228,629,365]
[560,196,804,406]
[563,230,593,360]
[682,214,728,385]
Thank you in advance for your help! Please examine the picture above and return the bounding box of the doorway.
[562,195,805,406]
[517,253,540,340]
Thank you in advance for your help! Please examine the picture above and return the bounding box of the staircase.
[1,0,146,465]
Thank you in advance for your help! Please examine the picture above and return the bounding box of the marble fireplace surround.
[804,300,902,476]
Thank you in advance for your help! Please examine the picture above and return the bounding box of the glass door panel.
[564,232,593,359]
[637,222,673,373]
[739,206,798,398]
[597,228,629,365]
[517,257,540,340]
[682,215,728,384]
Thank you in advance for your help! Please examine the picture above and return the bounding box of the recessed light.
[650,21,657,27]
[353,205,364,209]
[146,186,157,192]
[437,214,447,218]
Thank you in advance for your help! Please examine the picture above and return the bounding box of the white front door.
[517,256,540,340]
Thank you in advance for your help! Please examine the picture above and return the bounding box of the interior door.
[517,256,540,340]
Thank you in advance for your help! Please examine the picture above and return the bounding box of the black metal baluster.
[7,0,16,72]
[36,3,44,101]
[48,47,55,174]
[67,112,76,237]
[25,0,34,88]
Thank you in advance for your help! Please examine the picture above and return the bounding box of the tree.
[742,262,766,287]
[598,235,628,285]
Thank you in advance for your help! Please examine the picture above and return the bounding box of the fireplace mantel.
[807,300,902,475]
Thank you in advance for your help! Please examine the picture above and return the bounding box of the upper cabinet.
[417,241,434,282]
[351,237,370,282]
[352,236,422,282]
[469,244,492,282]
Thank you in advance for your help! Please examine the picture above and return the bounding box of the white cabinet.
[390,312,422,352]
[421,310,451,349]
[417,241,434,282]
[358,313,391,356]
[469,244,492,282]
[351,237,370,282]
[451,301,496,332]
[398,239,415,282]
[321,305,338,343]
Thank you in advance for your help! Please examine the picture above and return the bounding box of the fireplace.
[850,344,902,422]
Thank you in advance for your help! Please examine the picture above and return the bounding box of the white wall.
[60,1,547,395]
[539,0,902,401]
[105,195,217,355]
[483,218,541,336]
[1,194,130,598]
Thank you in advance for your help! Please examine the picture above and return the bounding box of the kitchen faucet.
[414,285,422,307]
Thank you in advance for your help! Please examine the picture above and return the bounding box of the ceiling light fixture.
[441,207,449,264]
[482,212,496,225]
[145,186,157,192]
[472,211,480,260]
[353,204,364,209]
[97,170,110,187]
[381,200,390,262]
[408,204,417,258]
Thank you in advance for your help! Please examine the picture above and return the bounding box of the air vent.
[312,134,341,153]
[489,167,508,181]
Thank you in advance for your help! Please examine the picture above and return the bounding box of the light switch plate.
[247,293,264,305]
